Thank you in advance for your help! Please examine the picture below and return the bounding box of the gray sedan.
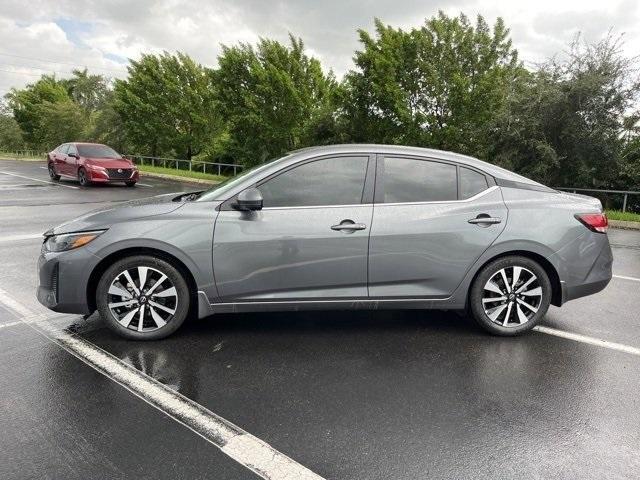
[37,144,612,340]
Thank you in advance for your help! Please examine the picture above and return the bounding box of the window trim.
[220,153,375,211]
[374,154,494,205]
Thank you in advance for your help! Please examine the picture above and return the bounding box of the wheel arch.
[467,250,562,308]
[86,246,199,315]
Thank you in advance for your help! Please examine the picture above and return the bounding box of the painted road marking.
[613,274,640,283]
[0,170,80,189]
[534,326,640,356]
[0,320,22,330]
[0,233,42,243]
[0,288,325,480]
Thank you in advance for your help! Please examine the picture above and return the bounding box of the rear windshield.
[77,145,121,159]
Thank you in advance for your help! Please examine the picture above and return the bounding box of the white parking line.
[0,170,80,189]
[613,274,640,283]
[0,233,42,243]
[0,321,22,330]
[534,326,640,356]
[0,288,324,480]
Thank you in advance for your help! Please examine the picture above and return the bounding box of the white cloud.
[1,0,639,97]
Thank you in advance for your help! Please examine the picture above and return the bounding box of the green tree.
[114,52,220,159]
[340,12,522,157]
[38,99,86,148]
[491,34,640,187]
[213,35,337,166]
[6,75,70,148]
[62,68,110,112]
[0,102,25,150]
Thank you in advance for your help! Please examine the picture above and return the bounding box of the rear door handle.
[331,220,367,232]
[468,216,501,225]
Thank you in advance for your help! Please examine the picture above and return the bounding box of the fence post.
[233,166,237,176]
[218,164,221,176]
[623,194,628,213]
[203,163,206,173]
[189,160,192,171]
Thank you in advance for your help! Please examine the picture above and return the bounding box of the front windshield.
[78,144,121,159]
[196,154,293,202]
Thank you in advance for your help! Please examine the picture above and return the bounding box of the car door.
[65,144,79,177]
[368,155,507,298]
[54,144,69,174]
[213,154,374,302]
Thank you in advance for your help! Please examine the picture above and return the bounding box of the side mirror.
[68,152,78,159]
[233,187,263,211]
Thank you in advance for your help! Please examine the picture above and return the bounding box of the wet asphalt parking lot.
[0,159,639,480]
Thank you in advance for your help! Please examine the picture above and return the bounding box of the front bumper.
[87,168,139,183]
[37,245,99,315]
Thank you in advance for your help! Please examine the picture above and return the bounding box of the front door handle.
[468,215,501,225]
[331,220,367,232]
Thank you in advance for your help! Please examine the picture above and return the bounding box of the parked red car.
[47,143,139,187]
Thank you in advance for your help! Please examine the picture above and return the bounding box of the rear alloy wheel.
[469,256,551,336]
[78,168,90,187]
[48,163,60,181]
[96,256,190,340]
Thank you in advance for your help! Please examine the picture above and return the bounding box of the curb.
[609,219,640,231]
[137,170,221,185]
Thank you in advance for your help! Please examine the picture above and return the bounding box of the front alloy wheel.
[469,256,551,336]
[97,256,190,340]
[78,168,90,187]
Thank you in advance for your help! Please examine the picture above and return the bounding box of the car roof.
[290,144,546,188]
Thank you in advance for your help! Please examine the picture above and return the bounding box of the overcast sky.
[1,0,639,97]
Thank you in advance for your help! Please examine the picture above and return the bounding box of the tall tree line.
[1,11,639,188]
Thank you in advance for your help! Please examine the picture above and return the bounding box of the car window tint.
[382,157,457,203]
[459,167,489,199]
[58,144,69,154]
[67,144,78,156]
[259,156,368,207]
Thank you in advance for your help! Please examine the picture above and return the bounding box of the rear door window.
[379,157,458,203]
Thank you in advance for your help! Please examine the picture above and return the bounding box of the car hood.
[85,157,135,168]
[47,193,186,235]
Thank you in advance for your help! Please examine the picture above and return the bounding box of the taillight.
[575,213,608,233]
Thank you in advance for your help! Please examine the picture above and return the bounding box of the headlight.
[43,230,106,252]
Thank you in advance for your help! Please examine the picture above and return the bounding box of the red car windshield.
[77,145,121,159]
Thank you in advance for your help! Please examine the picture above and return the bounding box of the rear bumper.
[559,235,613,304]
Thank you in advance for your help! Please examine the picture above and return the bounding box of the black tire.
[469,255,551,336]
[96,255,190,340]
[48,163,60,181]
[78,168,90,187]
[125,181,136,187]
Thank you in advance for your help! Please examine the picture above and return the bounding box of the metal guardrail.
[556,187,640,212]
[0,150,47,158]
[125,154,243,176]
